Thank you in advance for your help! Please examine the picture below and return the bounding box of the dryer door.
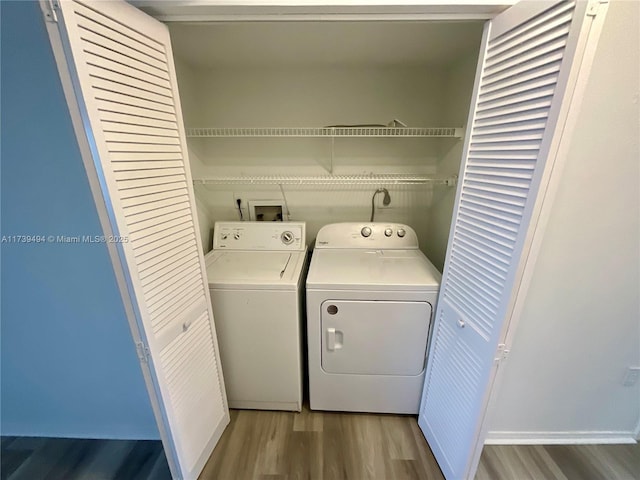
[321,300,431,376]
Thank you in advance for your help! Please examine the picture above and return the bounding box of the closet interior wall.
[423,51,479,271]
[171,22,482,264]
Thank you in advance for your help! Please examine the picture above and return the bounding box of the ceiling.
[168,21,484,69]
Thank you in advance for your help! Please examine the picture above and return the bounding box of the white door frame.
[39,0,612,478]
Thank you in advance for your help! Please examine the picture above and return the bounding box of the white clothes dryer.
[306,223,441,414]
[205,221,307,411]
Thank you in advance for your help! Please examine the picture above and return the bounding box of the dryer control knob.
[397,228,406,238]
[361,226,372,238]
[384,228,393,237]
[281,231,294,245]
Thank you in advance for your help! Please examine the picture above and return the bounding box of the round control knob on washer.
[361,226,372,238]
[384,228,393,237]
[397,228,406,238]
[281,231,294,245]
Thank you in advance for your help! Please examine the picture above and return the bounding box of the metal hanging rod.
[193,174,458,186]
[186,127,463,138]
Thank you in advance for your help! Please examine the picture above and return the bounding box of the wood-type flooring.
[2,406,638,479]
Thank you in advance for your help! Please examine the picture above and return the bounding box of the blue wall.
[1,1,158,439]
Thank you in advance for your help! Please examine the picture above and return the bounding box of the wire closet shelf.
[192,174,458,186]
[185,127,463,138]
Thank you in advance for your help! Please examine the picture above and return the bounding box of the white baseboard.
[485,430,637,445]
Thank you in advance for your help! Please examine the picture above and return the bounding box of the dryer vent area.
[169,20,485,271]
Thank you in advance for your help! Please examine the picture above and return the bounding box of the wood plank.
[8,438,77,480]
[2,425,638,480]
[74,440,137,480]
[112,440,163,479]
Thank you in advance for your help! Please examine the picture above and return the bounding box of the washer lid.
[205,250,305,290]
[306,249,441,291]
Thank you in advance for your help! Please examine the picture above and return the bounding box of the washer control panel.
[213,222,306,251]
[315,223,419,249]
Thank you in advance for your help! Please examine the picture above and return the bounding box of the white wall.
[179,65,457,248]
[487,0,640,442]
[423,52,478,271]
[175,58,215,252]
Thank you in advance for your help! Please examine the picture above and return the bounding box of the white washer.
[306,222,441,414]
[205,221,307,411]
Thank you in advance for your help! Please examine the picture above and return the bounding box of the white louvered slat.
[72,2,166,59]
[89,77,174,108]
[464,174,532,191]
[96,99,176,123]
[77,26,169,73]
[133,228,194,263]
[151,290,205,336]
[94,89,176,115]
[146,270,201,313]
[79,36,170,83]
[148,276,202,321]
[455,225,513,258]
[152,292,205,340]
[140,251,199,288]
[478,73,560,105]
[128,214,191,244]
[473,125,546,139]
[470,131,544,143]
[104,131,181,145]
[98,110,178,131]
[52,1,229,478]
[466,165,534,179]
[119,187,188,209]
[113,169,185,182]
[484,23,572,70]
[139,248,197,286]
[477,85,556,111]
[110,152,182,161]
[102,121,179,138]
[460,203,521,230]
[476,108,548,128]
[85,51,172,90]
[481,62,562,98]
[125,199,191,225]
[142,257,200,298]
[461,194,524,220]
[110,144,183,155]
[159,312,224,471]
[418,2,594,478]
[421,306,485,474]
[488,1,575,53]
[138,238,196,278]
[475,97,553,122]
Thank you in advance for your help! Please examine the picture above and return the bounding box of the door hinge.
[136,341,150,363]
[43,0,59,23]
[587,0,608,17]
[495,343,510,362]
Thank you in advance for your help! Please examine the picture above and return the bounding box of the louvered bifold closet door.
[418,2,596,479]
[49,1,229,478]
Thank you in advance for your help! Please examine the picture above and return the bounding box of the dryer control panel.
[213,221,306,251]
[314,223,419,249]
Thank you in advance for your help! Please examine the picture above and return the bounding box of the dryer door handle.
[326,328,343,351]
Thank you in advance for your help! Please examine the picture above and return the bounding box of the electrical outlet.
[623,367,640,386]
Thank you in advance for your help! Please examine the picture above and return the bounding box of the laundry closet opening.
[167,20,484,269]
